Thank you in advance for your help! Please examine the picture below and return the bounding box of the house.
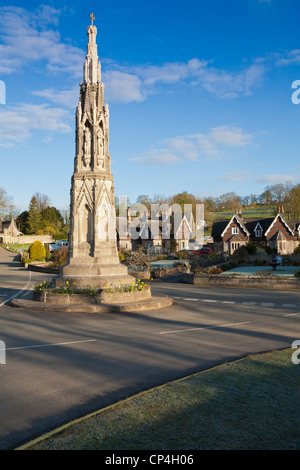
[212,212,300,255]
[116,209,196,253]
[0,217,22,242]
[0,216,54,245]
[212,214,250,255]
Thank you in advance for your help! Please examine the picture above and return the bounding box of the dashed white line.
[3,339,97,352]
[283,312,300,317]
[175,297,299,310]
[159,321,251,335]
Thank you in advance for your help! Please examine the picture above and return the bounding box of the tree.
[16,211,29,234]
[169,191,202,219]
[0,187,15,219]
[41,207,64,231]
[32,192,51,212]
[215,192,241,212]
[27,196,42,234]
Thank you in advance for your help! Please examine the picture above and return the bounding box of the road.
[0,247,300,449]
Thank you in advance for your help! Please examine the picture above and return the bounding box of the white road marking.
[222,301,236,304]
[283,312,300,317]
[202,299,217,303]
[242,302,256,305]
[261,303,275,307]
[1,339,96,352]
[282,304,296,308]
[0,271,32,307]
[159,321,251,335]
[183,298,199,301]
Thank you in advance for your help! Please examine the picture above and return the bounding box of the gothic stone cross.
[90,13,95,26]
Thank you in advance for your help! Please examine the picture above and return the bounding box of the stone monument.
[55,14,135,289]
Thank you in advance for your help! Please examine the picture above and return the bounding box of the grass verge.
[22,348,300,450]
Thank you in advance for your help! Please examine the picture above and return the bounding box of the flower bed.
[33,279,151,304]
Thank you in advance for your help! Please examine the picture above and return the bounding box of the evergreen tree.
[27,196,41,234]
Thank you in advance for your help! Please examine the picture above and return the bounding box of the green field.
[24,348,300,451]
[211,205,275,221]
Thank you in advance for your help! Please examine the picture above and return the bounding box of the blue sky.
[1,0,300,213]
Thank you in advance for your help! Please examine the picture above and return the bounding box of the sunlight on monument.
[55,14,135,289]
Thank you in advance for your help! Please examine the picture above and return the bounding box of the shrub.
[220,263,231,271]
[264,245,273,255]
[231,246,249,262]
[245,241,257,254]
[294,270,300,278]
[206,266,223,274]
[294,245,300,255]
[229,260,238,268]
[51,246,68,267]
[29,241,46,261]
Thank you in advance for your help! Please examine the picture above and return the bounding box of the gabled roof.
[264,213,294,237]
[220,214,250,238]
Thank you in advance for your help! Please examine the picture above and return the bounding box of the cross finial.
[90,12,95,26]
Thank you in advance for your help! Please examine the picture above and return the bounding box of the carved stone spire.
[54,15,134,289]
[83,13,101,84]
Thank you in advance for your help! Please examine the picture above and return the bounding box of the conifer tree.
[27,196,41,234]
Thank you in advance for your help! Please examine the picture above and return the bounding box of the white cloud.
[32,86,78,108]
[103,70,144,103]
[0,6,268,103]
[0,103,72,147]
[255,174,298,185]
[104,59,266,102]
[276,49,300,67]
[0,6,84,77]
[131,126,253,165]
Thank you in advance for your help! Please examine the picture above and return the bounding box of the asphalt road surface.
[1,247,300,449]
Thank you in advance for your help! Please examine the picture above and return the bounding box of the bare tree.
[32,192,51,212]
[0,187,15,219]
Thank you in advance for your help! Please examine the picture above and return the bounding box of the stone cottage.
[212,212,300,255]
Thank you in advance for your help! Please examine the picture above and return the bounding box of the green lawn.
[1,243,31,252]
[24,348,300,450]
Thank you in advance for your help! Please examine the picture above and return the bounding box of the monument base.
[54,256,136,289]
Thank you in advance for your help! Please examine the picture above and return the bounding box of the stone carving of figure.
[97,127,104,167]
[83,128,91,167]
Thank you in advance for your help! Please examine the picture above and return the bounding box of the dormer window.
[232,227,239,235]
[254,223,263,238]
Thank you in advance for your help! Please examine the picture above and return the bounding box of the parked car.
[48,242,57,252]
[49,240,69,252]
[193,246,213,255]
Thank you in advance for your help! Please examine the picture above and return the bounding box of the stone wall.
[1,234,54,245]
[152,263,190,278]
[183,272,300,290]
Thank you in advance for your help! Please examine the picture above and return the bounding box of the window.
[232,227,239,234]
[231,242,240,251]
[254,223,263,238]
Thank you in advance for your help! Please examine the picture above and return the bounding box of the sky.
[1,0,300,213]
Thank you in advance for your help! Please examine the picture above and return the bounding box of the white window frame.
[232,227,239,235]
[254,223,263,238]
